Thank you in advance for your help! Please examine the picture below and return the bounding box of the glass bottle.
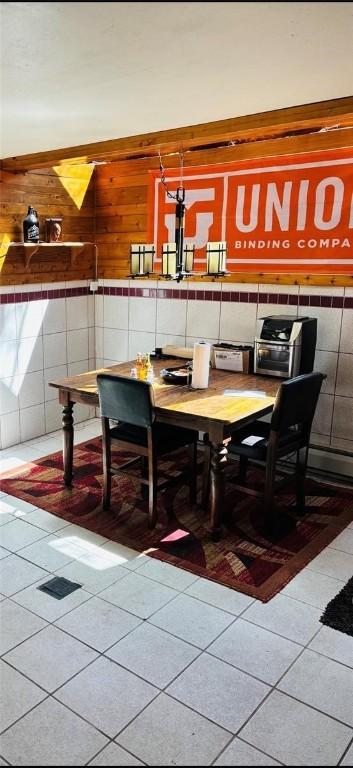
[144,353,153,382]
[23,206,40,243]
[136,352,143,380]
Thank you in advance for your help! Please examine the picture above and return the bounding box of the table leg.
[62,401,74,487]
[209,440,228,541]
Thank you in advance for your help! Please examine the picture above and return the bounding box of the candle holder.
[161,242,177,279]
[175,243,196,281]
[129,244,155,277]
[204,241,229,278]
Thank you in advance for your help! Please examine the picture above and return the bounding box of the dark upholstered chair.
[97,373,198,528]
[202,372,324,530]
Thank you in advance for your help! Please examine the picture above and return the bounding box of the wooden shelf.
[9,242,94,270]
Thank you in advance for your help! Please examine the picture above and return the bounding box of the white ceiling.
[1,1,353,158]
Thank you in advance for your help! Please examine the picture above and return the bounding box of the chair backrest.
[97,374,155,427]
[270,372,324,434]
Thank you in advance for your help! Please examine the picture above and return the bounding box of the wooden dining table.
[49,359,280,539]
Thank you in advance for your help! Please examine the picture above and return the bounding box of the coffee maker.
[254,315,317,378]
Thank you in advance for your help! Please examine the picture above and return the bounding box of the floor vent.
[37,577,82,600]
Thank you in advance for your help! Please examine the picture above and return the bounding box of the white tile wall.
[336,354,353,398]
[67,329,89,363]
[220,302,257,343]
[340,310,353,354]
[45,400,63,434]
[302,307,342,353]
[96,279,353,475]
[186,300,220,339]
[0,341,18,377]
[156,333,186,348]
[18,372,44,410]
[68,360,90,377]
[1,410,20,448]
[314,351,338,395]
[0,378,19,415]
[66,296,88,331]
[43,332,67,369]
[129,297,156,333]
[17,336,43,375]
[95,294,103,327]
[43,365,68,402]
[104,295,129,330]
[128,331,155,361]
[332,396,353,441]
[103,329,129,362]
[257,302,298,319]
[1,279,352,477]
[20,404,45,443]
[312,394,334,437]
[0,305,17,341]
[42,299,66,335]
[88,294,95,327]
[88,327,95,360]
[157,299,187,337]
[0,282,95,448]
[16,300,48,340]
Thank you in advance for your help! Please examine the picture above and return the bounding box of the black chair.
[202,372,324,531]
[97,373,198,528]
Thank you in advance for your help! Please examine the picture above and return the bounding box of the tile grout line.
[0,566,264,761]
[235,735,286,766]
[2,526,353,670]
[85,738,147,767]
[211,619,343,766]
[5,565,351,689]
[160,590,285,766]
[330,295,345,447]
[1,566,353,764]
[2,455,353,762]
[338,733,353,766]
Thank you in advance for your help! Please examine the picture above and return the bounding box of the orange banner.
[148,147,353,273]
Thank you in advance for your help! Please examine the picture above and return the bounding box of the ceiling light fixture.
[158,148,194,282]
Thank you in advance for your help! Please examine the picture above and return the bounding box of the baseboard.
[307,447,353,482]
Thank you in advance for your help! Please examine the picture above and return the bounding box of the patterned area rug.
[320,577,353,637]
[1,437,353,602]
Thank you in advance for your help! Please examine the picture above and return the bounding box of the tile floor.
[0,419,353,765]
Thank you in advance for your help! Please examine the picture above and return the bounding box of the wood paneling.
[0,166,95,285]
[1,97,353,286]
[95,125,353,285]
[3,96,353,172]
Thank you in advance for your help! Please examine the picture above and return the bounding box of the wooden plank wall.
[1,109,353,286]
[0,166,95,285]
[95,127,353,285]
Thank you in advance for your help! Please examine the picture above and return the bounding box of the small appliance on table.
[254,315,317,378]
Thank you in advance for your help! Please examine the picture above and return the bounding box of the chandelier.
[158,149,194,282]
[129,150,228,280]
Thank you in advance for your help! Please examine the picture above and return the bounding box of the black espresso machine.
[254,315,317,378]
